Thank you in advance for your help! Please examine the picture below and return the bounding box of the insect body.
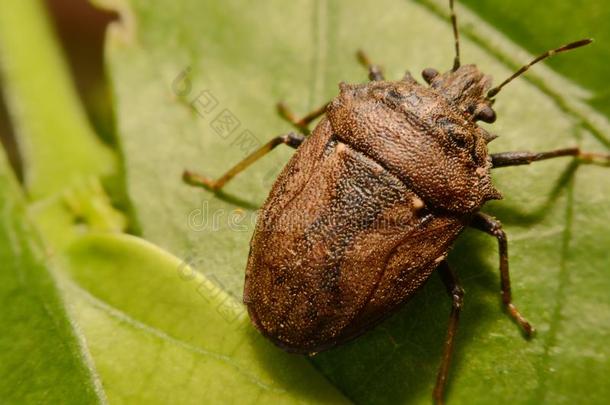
[184,1,607,403]
[244,73,499,352]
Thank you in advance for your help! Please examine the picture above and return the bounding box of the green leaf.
[102,0,610,403]
[0,149,104,404]
[63,232,348,404]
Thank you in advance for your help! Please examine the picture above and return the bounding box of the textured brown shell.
[244,78,496,353]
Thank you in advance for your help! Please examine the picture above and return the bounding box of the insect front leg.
[490,147,610,168]
[469,212,534,337]
[183,132,304,191]
[276,102,329,134]
[356,50,385,81]
[434,261,465,405]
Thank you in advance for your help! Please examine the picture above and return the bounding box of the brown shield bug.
[184,0,609,402]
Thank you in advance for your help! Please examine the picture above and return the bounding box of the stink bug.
[184,0,609,402]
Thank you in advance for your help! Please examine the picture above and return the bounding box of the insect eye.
[422,68,439,84]
[475,105,497,123]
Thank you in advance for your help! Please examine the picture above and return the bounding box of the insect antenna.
[487,38,593,98]
[449,0,460,71]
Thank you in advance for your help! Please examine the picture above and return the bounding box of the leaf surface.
[71,0,610,402]
[0,149,104,404]
[63,233,348,404]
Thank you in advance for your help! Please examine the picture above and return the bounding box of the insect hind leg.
[434,261,465,405]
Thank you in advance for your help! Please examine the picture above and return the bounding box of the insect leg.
[277,102,329,134]
[449,0,461,71]
[434,260,465,405]
[491,147,610,168]
[183,132,304,191]
[469,212,534,337]
[356,50,385,81]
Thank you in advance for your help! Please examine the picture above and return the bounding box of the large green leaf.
[101,0,610,402]
[0,149,104,404]
[63,233,348,404]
